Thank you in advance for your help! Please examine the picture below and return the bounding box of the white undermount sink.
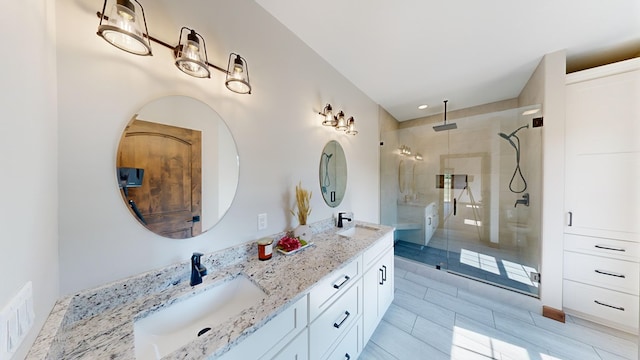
[134,275,266,360]
[337,224,381,238]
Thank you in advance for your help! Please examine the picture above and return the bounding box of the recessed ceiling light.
[522,109,540,116]
[418,104,428,110]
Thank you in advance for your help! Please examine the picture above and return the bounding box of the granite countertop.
[28,220,393,360]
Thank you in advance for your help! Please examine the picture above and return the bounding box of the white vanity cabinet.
[219,295,308,360]
[562,58,640,332]
[362,232,395,344]
[218,228,394,359]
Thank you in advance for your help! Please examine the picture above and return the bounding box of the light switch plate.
[257,213,268,230]
[0,282,34,360]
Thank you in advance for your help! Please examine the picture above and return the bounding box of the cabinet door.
[565,68,640,241]
[362,248,394,344]
[271,329,308,360]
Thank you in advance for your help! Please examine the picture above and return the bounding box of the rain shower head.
[433,123,457,131]
[433,100,457,132]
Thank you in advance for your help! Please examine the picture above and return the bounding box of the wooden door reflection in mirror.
[118,119,203,239]
[116,96,239,239]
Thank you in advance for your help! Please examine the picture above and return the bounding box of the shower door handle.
[453,198,457,216]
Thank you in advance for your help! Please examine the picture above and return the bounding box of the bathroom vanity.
[27,220,394,359]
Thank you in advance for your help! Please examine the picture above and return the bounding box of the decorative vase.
[294,224,312,241]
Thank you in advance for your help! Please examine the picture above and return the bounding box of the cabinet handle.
[428,217,431,226]
[333,311,350,328]
[595,245,626,252]
[379,268,384,285]
[594,269,626,278]
[594,300,625,311]
[345,354,351,360]
[333,275,350,289]
[567,211,573,226]
[382,265,387,282]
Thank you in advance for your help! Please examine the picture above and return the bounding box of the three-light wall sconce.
[96,0,251,94]
[398,145,423,160]
[319,104,358,136]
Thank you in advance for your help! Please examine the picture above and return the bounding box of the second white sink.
[134,275,266,359]
[337,224,381,238]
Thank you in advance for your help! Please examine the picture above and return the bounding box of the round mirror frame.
[116,96,239,239]
[319,140,347,207]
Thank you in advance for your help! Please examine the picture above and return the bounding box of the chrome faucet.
[337,212,352,228]
[190,252,207,286]
[514,193,529,207]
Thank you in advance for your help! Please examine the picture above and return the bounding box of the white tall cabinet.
[562,58,640,333]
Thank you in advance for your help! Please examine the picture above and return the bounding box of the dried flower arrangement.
[290,181,312,225]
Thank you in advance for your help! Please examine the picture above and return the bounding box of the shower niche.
[381,104,543,296]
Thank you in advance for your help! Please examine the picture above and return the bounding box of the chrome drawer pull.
[594,300,625,311]
[594,245,626,252]
[594,269,626,278]
[333,311,350,328]
[333,275,350,289]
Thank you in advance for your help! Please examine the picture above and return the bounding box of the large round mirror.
[319,140,347,207]
[116,96,239,239]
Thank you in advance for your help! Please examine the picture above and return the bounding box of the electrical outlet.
[257,213,268,230]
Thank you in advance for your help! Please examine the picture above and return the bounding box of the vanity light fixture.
[415,153,423,161]
[335,111,348,131]
[225,53,251,94]
[320,104,336,126]
[96,0,252,94]
[399,145,412,156]
[97,0,151,56]
[318,103,358,135]
[345,117,358,136]
[175,27,210,78]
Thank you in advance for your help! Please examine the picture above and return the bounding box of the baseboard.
[542,306,565,323]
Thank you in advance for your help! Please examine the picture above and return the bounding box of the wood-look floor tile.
[369,320,449,360]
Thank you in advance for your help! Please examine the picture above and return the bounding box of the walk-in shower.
[381,104,542,296]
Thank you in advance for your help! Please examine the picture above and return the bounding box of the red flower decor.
[277,236,301,252]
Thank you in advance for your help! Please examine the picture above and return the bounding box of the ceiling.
[255,0,640,121]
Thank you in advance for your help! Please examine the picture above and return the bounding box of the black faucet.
[190,252,207,286]
[337,212,352,228]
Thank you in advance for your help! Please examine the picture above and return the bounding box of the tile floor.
[394,240,539,295]
[360,257,638,360]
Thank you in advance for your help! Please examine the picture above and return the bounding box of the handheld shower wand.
[498,124,529,193]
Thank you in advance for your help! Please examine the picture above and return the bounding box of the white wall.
[519,50,567,309]
[56,0,380,295]
[0,1,59,358]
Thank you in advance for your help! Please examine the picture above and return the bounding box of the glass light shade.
[345,117,358,135]
[335,111,348,131]
[97,0,151,56]
[225,53,251,94]
[175,29,210,78]
[321,104,336,126]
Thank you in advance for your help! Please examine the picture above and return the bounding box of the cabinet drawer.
[325,321,359,360]
[563,280,639,330]
[309,281,361,360]
[564,234,640,261]
[309,258,360,320]
[564,251,639,295]
[363,232,393,270]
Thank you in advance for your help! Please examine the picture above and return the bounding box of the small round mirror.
[116,96,239,239]
[319,140,347,207]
